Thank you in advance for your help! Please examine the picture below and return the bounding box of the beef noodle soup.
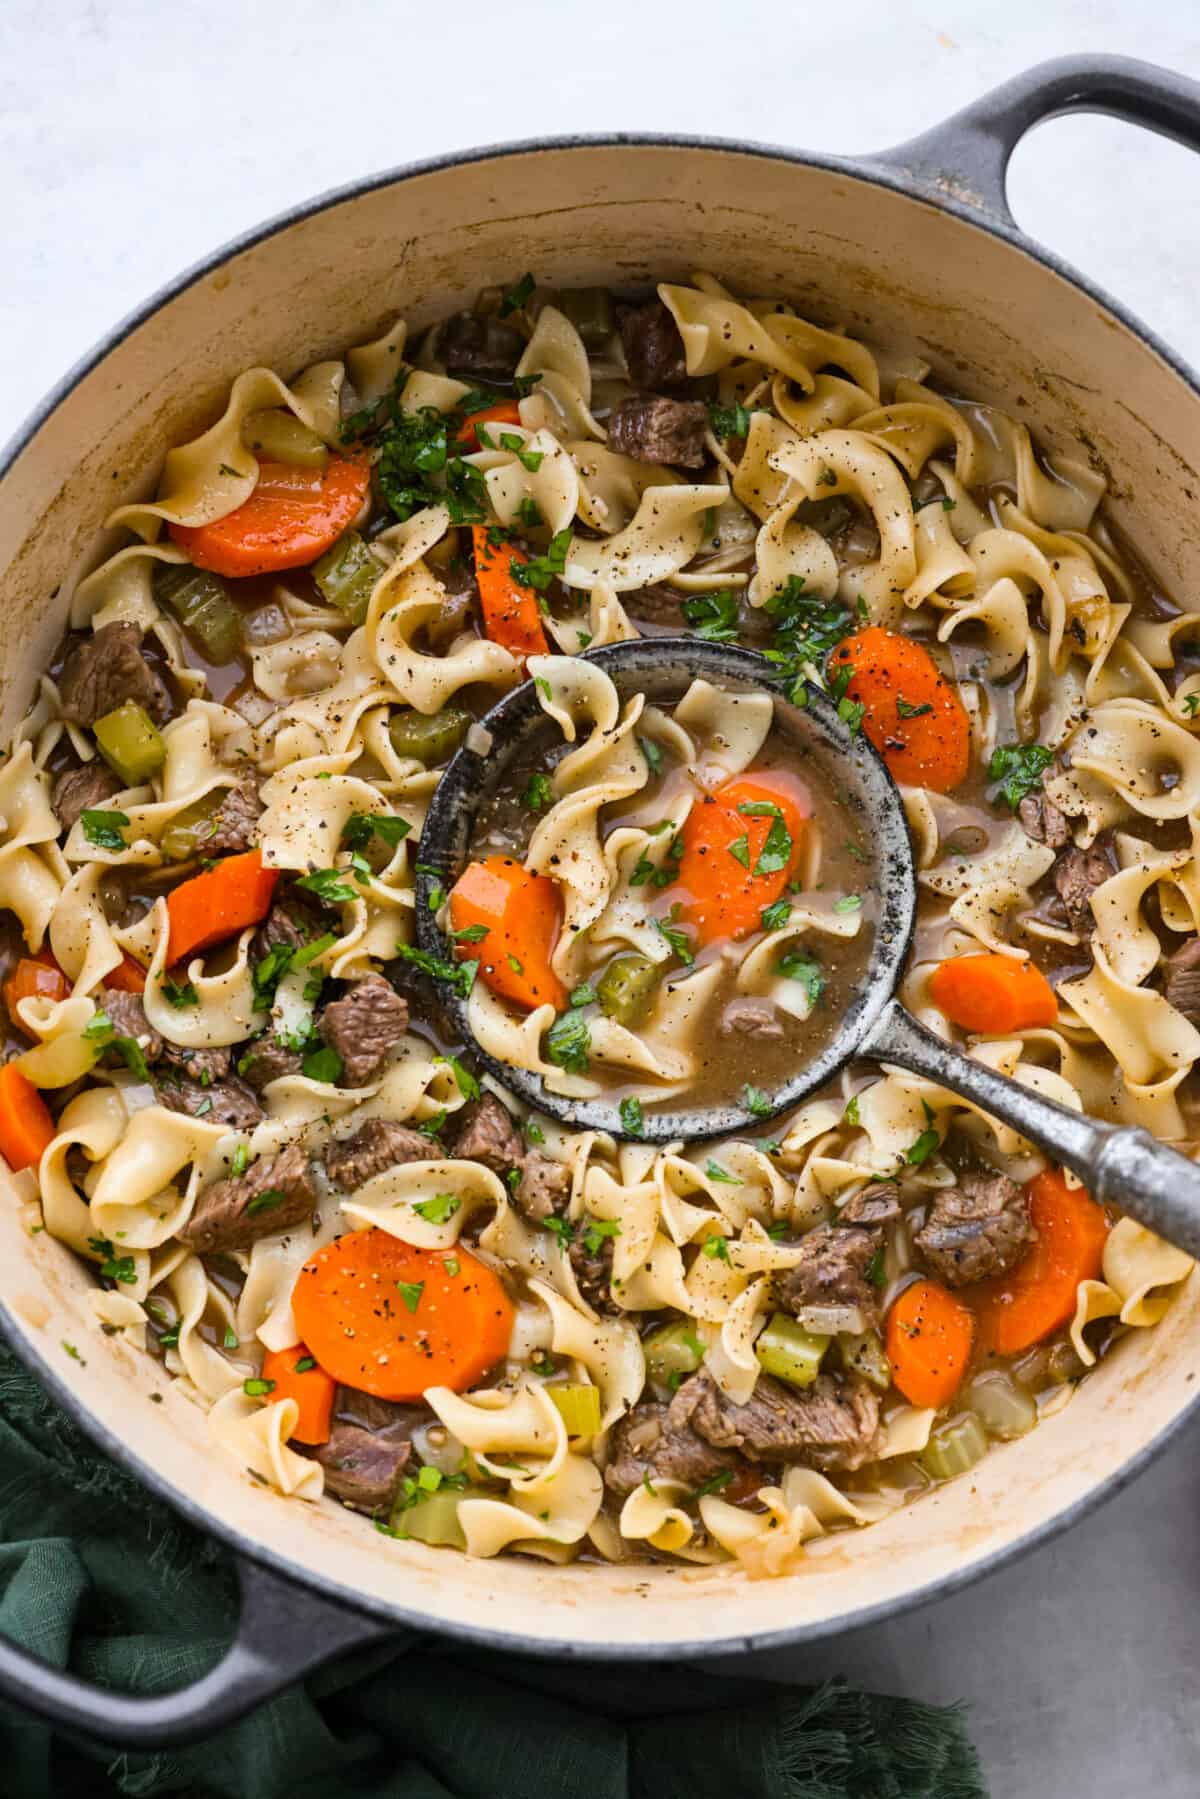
[460,666,875,1118]
[0,271,1192,1575]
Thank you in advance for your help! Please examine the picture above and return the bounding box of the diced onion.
[466,722,494,756]
[795,1304,866,1337]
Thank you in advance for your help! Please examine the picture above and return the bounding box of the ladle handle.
[864,1000,1200,1260]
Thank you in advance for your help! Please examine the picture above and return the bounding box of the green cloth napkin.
[0,1348,986,1798]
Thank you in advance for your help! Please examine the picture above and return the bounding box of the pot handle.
[869,53,1200,228]
[865,999,1200,1259]
[0,1552,398,1749]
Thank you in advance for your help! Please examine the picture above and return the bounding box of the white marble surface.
[3,3,1200,1793]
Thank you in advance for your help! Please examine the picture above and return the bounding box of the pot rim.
[2,126,1199,1659]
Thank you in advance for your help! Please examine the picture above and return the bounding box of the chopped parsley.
[294,1355,316,1372]
[760,576,858,706]
[639,737,663,777]
[224,1327,241,1350]
[524,1118,546,1146]
[569,983,597,1008]
[434,1053,481,1100]
[680,588,739,642]
[80,809,129,850]
[707,400,753,439]
[694,1468,736,1497]
[754,815,793,877]
[252,942,294,1006]
[506,953,524,974]
[896,695,933,719]
[342,812,412,851]
[523,772,554,812]
[619,1096,644,1136]
[865,1246,887,1288]
[301,1046,344,1084]
[1183,693,1200,718]
[450,922,490,944]
[545,1010,591,1074]
[296,867,357,905]
[743,1083,772,1118]
[905,1124,941,1167]
[582,1218,621,1256]
[704,1159,741,1185]
[727,832,751,868]
[843,1094,861,1127]
[511,529,572,593]
[500,271,535,316]
[87,1235,136,1285]
[162,979,199,1009]
[396,1280,425,1314]
[776,951,824,1007]
[837,694,866,736]
[417,1109,447,1138]
[246,1189,285,1216]
[702,1234,731,1262]
[654,907,695,966]
[396,943,478,998]
[413,1192,460,1224]
[231,1143,251,1176]
[833,894,862,914]
[243,1377,276,1398]
[988,742,1054,812]
[760,899,792,932]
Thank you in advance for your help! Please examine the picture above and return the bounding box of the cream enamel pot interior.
[2,53,1200,1749]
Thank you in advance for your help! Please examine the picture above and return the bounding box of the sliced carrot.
[292,1230,514,1402]
[105,952,148,995]
[471,525,550,661]
[260,1342,336,1446]
[166,849,279,964]
[456,401,522,449]
[3,951,69,1027]
[975,1170,1109,1356]
[448,856,566,1012]
[886,1278,976,1410]
[828,626,970,792]
[0,1061,56,1173]
[929,953,1058,1034]
[673,770,809,947]
[169,457,370,578]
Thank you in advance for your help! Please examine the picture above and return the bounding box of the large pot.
[1,53,1199,1749]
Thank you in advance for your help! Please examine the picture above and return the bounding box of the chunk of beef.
[180,1140,318,1254]
[324,1118,432,1190]
[319,975,409,1086]
[839,1181,902,1228]
[251,887,329,962]
[624,582,686,625]
[514,1150,571,1223]
[1052,834,1116,937]
[428,563,480,651]
[607,395,708,469]
[675,1368,880,1473]
[1164,936,1200,1027]
[99,987,162,1063]
[159,1077,264,1133]
[913,1171,1034,1287]
[774,1222,882,1330]
[569,1232,617,1313]
[312,1418,415,1512]
[720,996,784,1040]
[617,299,688,390]
[203,780,262,856]
[159,1042,232,1085]
[237,1038,303,1091]
[453,1092,523,1174]
[58,623,171,727]
[53,763,122,833]
[1018,792,1072,849]
[603,1398,741,1498]
[439,312,524,382]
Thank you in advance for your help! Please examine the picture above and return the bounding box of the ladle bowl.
[416,636,1200,1261]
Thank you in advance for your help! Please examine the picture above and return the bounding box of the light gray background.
[3,3,1200,1794]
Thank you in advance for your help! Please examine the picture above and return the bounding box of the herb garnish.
[80,809,129,851]
[988,742,1054,812]
[545,1010,591,1074]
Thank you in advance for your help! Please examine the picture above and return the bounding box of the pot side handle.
[868,53,1200,228]
[0,1553,398,1750]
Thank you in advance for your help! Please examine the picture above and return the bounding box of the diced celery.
[312,531,378,625]
[839,1329,893,1392]
[919,1413,989,1482]
[160,792,222,862]
[547,1383,602,1439]
[1045,1340,1089,1386]
[965,1370,1037,1440]
[390,1488,467,1549]
[755,1313,829,1389]
[94,702,165,784]
[388,706,471,766]
[644,1320,707,1393]
[18,1033,100,1088]
[155,564,244,661]
[595,954,663,1029]
[546,287,615,349]
[241,408,329,469]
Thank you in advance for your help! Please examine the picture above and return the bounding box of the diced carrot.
[3,952,69,1028]
[169,457,370,578]
[673,770,809,947]
[975,1170,1109,1355]
[448,856,566,1012]
[260,1342,336,1446]
[886,1278,976,1409]
[455,401,522,449]
[828,626,970,792]
[471,525,550,661]
[929,953,1058,1034]
[0,1061,56,1173]
[291,1231,514,1402]
[105,953,148,995]
[166,849,279,964]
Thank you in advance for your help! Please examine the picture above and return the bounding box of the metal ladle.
[415,638,1200,1260]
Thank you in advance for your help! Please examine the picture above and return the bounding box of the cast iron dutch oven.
[0,53,1199,1749]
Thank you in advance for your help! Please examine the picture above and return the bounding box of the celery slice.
[312,531,378,625]
[919,1413,988,1482]
[547,1383,602,1439]
[94,702,165,784]
[755,1312,829,1389]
